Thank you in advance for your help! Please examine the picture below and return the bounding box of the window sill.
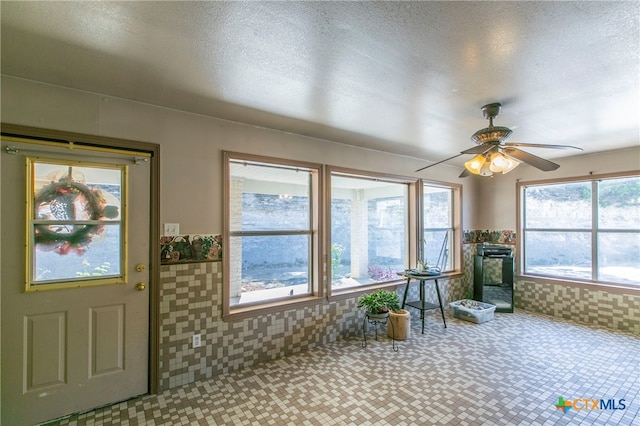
[328,272,462,302]
[517,274,640,295]
[328,280,406,302]
[222,295,324,322]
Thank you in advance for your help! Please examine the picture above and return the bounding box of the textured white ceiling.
[1,1,638,169]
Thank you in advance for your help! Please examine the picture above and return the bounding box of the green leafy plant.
[331,243,344,280]
[357,289,400,315]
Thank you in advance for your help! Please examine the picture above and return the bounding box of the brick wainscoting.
[516,279,640,334]
[158,241,637,393]
[159,262,464,391]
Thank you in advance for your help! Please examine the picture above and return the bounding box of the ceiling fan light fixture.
[478,157,494,176]
[500,156,520,174]
[464,154,486,175]
[489,152,506,172]
[489,151,520,174]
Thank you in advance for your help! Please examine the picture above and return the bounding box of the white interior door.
[1,139,151,425]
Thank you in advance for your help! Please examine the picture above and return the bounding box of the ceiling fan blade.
[503,142,583,151]
[415,153,464,172]
[462,144,493,154]
[502,147,560,171]
[458,168,470,178]
[415,144,493,172]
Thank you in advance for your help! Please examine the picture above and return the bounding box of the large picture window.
[519,173,640,286]
[224,152,321,314]
[329,169,412,292]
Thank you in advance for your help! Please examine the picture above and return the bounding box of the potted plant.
[357,289,400,319]
[357,289,411,340]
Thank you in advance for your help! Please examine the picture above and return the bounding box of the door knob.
[135,282,146,291]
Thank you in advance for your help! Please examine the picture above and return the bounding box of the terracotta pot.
[388,309,411,340]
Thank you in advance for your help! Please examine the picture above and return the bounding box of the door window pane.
[35,224,121,282]
[28,159,125,288]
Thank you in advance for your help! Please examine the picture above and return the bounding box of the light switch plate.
[164,223,179,236]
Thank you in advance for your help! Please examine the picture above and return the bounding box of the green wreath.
[34,181,106,247]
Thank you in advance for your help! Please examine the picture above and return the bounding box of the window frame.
[419,179,463,275]
[517,170,640,291]
[25,156,128,291]
[326,166,419,299]
[222,153,466,317]
[222,151,324,320]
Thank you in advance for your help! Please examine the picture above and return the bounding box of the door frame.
[1,122,161,395]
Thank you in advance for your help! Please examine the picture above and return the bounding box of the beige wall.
[1,75,476,234]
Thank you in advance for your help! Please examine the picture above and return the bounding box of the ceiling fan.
[416,103,583,177]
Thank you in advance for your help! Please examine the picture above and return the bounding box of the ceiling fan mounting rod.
[481,102,502,126]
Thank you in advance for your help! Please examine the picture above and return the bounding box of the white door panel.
[1,140,150,425]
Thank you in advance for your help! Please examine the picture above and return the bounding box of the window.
[329,168,413,293]
[27,157,126,290]
[223,152,322,314]
[422,182,460,273]
[223,154,463,314]
[519,173,640,286]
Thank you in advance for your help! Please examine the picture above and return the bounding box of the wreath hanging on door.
[34,174,119,255]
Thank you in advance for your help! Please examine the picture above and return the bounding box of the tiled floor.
[48,311,639,426]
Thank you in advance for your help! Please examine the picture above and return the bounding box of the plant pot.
[388,309,411,340]
[367,311,389,321]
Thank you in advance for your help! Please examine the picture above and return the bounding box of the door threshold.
[37,393,148,426]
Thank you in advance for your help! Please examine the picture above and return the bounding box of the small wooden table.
[400,272,448,333]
